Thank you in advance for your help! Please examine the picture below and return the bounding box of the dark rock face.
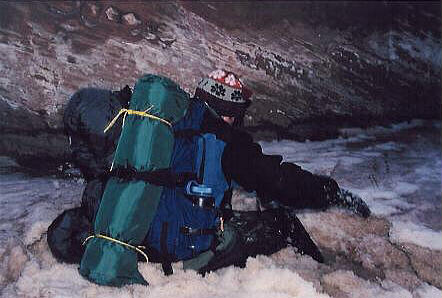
[0,2,440,164]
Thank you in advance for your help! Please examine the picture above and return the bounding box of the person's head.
[194,69,252,126]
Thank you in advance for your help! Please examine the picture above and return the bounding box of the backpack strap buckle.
[185,180,215,209]
[180,226,217,236]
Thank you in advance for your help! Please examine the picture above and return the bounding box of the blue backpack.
[145,99,230,266]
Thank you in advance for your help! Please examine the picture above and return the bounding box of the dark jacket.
[200,108,337,211]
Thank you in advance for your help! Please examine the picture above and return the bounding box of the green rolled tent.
[79,74,189,286]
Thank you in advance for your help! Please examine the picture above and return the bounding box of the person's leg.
[197,221,247,275]
[197,208,324,275]
[270,163,371,218]
[228,210,288,258]
[231,208,324,263]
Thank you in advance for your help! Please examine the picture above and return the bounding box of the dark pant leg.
[229,210,289,258]
[197,210,289,275]
[198,208,324,274]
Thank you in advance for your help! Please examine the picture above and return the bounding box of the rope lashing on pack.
[82,234,149,262]
[103,107,172,133]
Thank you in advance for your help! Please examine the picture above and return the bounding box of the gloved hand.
[320,176,371,218]
[333,188,371,218]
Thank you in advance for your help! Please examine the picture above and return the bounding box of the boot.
[278,208,324,263]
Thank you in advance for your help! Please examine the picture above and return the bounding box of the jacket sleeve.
[218,127,338,210]
[201,107,339,210]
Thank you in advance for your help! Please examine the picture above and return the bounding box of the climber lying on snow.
[47,70,371,286]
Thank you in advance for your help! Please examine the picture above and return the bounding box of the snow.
[0,120,441,297]
[5,252,328,298]
[413,283,442,298]
[390,221,442,251]
[368,30,441,73]
[323,270,413,298]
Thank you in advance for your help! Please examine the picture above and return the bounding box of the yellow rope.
[82,234,149,263]
[103,108,172,133]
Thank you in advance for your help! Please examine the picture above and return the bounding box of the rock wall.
[0,1,440,164]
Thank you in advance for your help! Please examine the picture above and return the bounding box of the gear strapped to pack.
[82,234,149,262]
[103,108,172,134]
[79,74,190,287]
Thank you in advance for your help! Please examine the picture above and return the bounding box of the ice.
[0,119,441,297]
[390,221,442,251]
[323,270,413,298]
[413,283,442,298]
[393,182,419,196]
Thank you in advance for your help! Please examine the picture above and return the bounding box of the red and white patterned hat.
[195,69,252,117]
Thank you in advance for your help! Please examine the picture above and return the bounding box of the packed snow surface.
[0,120,441,298]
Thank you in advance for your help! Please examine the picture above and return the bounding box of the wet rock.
[105,6,121,22]
[88,3,100,16]
[80,3,101,28]
[412,283,442,298]
[384,269,422,292]
[0,242,28,288]
[0,1,440,164]
[300,208,442,292]
[0,131,70,168]
[322,270,413,298]
[67,55,76,63]
[45,2,79,16]
[144,32,157,40]
[298,211,390,254]
[122,13,141,26]
[298,211,421,284]
[355,235,409,271]
[402,243,442,289]
[159,36,176,48]
[130,29,141,36]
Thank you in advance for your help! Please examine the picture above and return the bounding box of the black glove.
[329,188,371,218]
[314,175,370,218]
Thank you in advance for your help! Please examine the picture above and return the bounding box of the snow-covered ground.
[0,119,441,298]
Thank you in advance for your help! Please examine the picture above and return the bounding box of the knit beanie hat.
[194,69,252,117]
